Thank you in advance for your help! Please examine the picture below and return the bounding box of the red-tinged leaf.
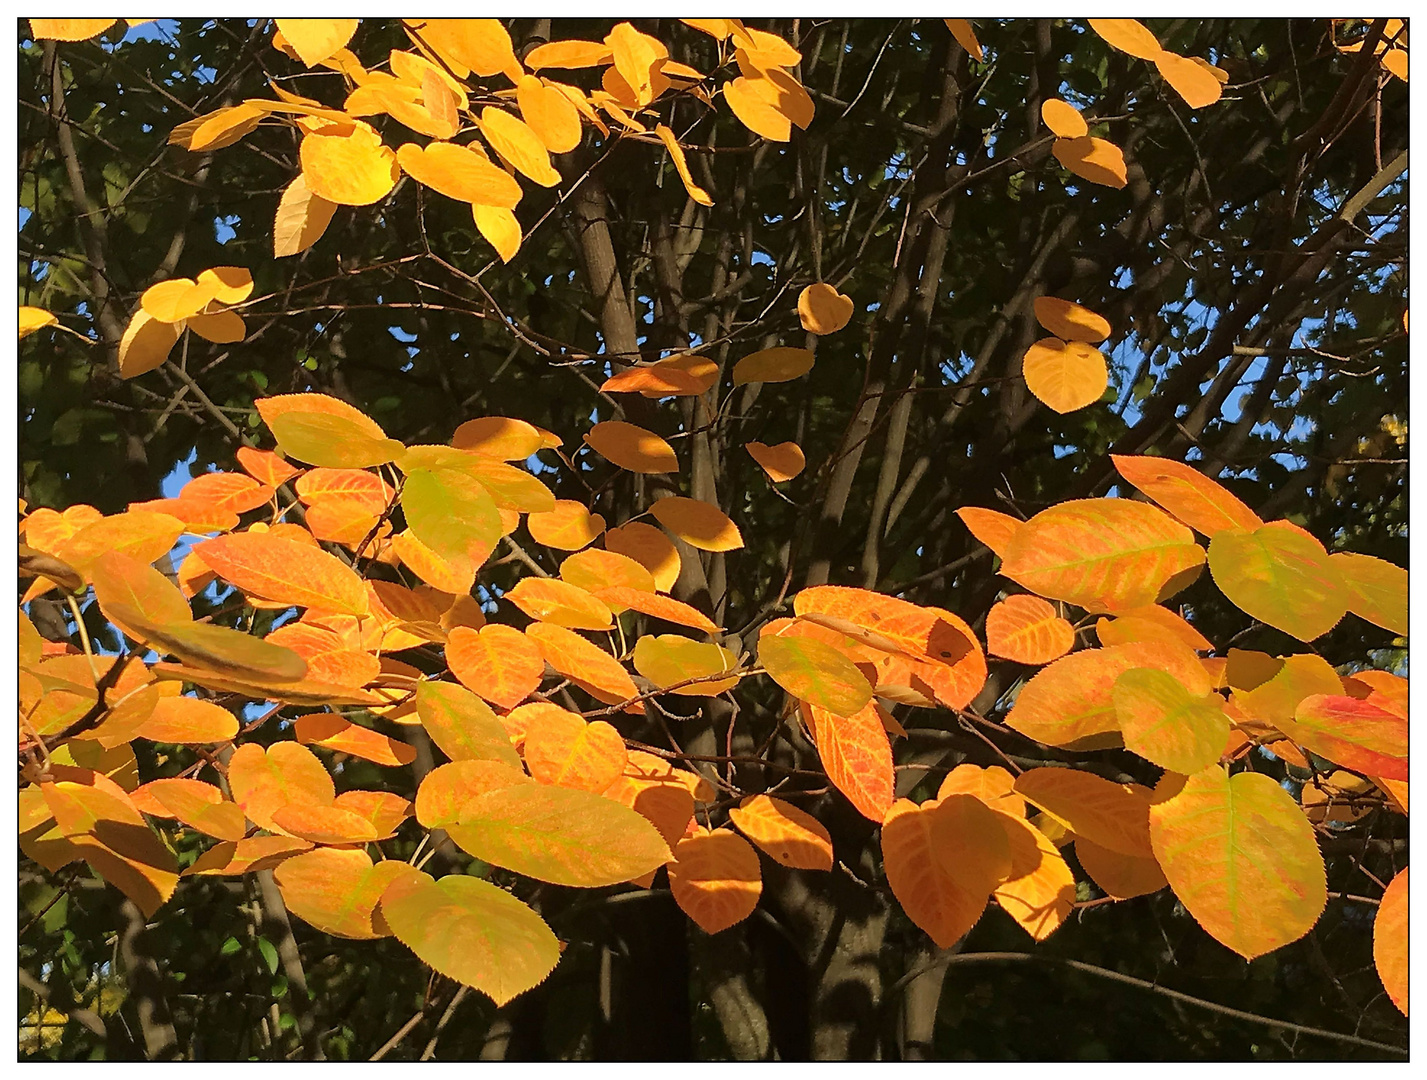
[1330,552,1408,636]
[177,471,273,517]
[759,632,873,717]
[133,696,239,744]
[1342,669,1407,718]
[274,848,421,940]
[378,871,560,1006]
[1005,640,1210,749]
[648,496,744,552]
[293,713,415,766]
[803,701,894,822]
[1095,604,1213,651]
[882,798,990,948]
[55,510,185,574]
[583,420,679,474]
[1280,695,1408,781]
[986,594,1074,664]
[1111,455,1263,537]
[1075,836,1168,900]
[524,623,639,706]
[994,812,1076,941]
[128,778,246,842]
[256,393,404,469]
[446,624,544,710]
[1234,653,1341,727]
[195,532,369,615]
[415,680,523,768]
[728,794,833,871]
[632,634,741,695]
[446,784,671,887]
[1149,765,1326,959]
[604,522,682,592]
[89,550,193,628]
[184,835,313,876]
[1000,498,1204,611]
[597,586,719,634]
[1014,767,1154,858]
[415,760,531,828]
[523,710,627,794]
[1208,524,1348,641]
[505,577,613,631]
[601,354,718,397]
[526,499,605,551]
[227,742,335,836]
[668,827,762,933]
[1112,668,1229,774]
[1022,336,1108,413]
[938,764,1027,818]
[1374,867,1408,1016]
[41,780,179,917]
[955,507,1023,559]
[1052,135,1127,189]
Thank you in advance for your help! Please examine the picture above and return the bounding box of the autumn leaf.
[446,624,544,710]
[584,420,679,473]
[1075,836,1168,900]
[1014,767,1154,858]
[275,848,420,940]
[1040,99,1087,139]
[1022,337,1108,413]
[745,440,806,483]
[728,794,833,871]
[759,632,873,717]
[527,500,606,551]
[195,532,369,615]
[985,594,1075,664]
[1330,551,1408,636]
[882,798,990,948]
[1053,136,1128,189]
[415,680,523,769]
[1112,667,1229,774]
[1149,765,1326,960]
[1208,524,1348,641]
[523,709,627,794]
[300,124,400,206]
[803,701,894,822]
[1374,868,1408,1016]
[668,827,763,933]
[648,496,743,552]
[256,393,404,469]
[1281,694,1408,781]
[1111,454,1263,537]
[227,742,335,837]
[1033,297,1111,344]
[1087,18,1164,61]
[732,346,815,385]
[798,283,854,334]
[605,522,682,591]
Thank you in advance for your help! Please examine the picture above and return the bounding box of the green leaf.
[1208,524,1349,641]
[446,784,671,887]
[416,681,523,768]
[265,413,404,469]
[400,467,502,584]
[1112,667,1228,774]
[378,871,560,1005]
[757,634,873,717]
[257,936,279,975]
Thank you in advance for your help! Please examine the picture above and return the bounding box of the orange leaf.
[745,440,806,483]
[596,587,718,634]
[334,790,412,840]
[506,577,613,631]
[29,18,119,41]
[985,595,1074,664]
[185,835,312,876]
[129,778,246,841]
[955,507,1023,559]
[1040,99,1087,139]
[732,346,814,385]
[994,812,1076,941]
[415,759,531,828]
[724,75,791,141]
[561,548,656,594]
[1014,767,1154,858]
[649,496,743,552]
[1330,551,1408,636]
[937,763,1027,818]
[452,416,548,459]
[797,283,854,334]
[668,827,762,933]
[446,624,544,710]
[1111,454,1263,537]
[1282,695,1408,781]
[227,742,335,836]
[654,123,713,206]
[600,355,718,397]
[1033,297,1111,344]
[1155,51,1223,109]
[527,499,605,551]
[293,713,415,766]
[1052,136,1128,189]
[524,623,638,706]
[604,522,681,591]
[803,700,894,821]
[274,847,421,939]
[1022,336,1108,413]
[759,632,873,717]
[134,696,239,744]
[1075,835,1168,900]
[295,467,393,515]
[728,794,833,871]
[1094,604,1213,651]
[270,803,379,845]
[195,531,369,615]
[584,420,679,474]
[523,710,627,794]
[1374,867,1408,1016]
[1087,18,1164,60]
[943,18,984,60]
[237,447,300,488]
[882,798,990,948]
[1150,765,1326,959]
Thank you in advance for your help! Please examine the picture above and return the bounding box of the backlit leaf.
[1374,867,1408,1016]
[605,522,681,591]
[506,578,613,631]
[1149,765,1326,959]
[1000,498,1204,611]
[1087,18,1164,60]
[955,507,1023,558]
[275,848,420,939]
[728,794,833,871]
[473,205,522,262]
[1022,337,1108,413]
[1233,653,1341,727]
[415,760,530,827]
[378,871,559,1006]
[257,393,404,469]
[1111,454,1263,536]
[118,310,182,379]
[654,123,713,206]
[1208,524,1348,641]
[185,835,313,876]
[803,701,894,821]
[452,416,547,459]
[1095,604,1213,651]
[19,305,57,339]
[598,587,718,634]
[797,283,854,334]
[447,784,671,887]
[584,420,679,473]
[746,441,806,483]
[633,634,741,695]
[1033,297,1110,344]
[416,680,523,768]
[1113,668,1229,774]
[523,710,627,794]
[732,346,815,385]
[994,812,1076,941]
[1014,767,1153,858]
[273,174,338,257]
[518,75,584,153]
[1281,695,1408,781]
[1155,51,1223,108]
[406,18,521,80]
[985,594,1074,664]
[30,18,119,41]
[524,39,614,70]
[1330,552,1408,636]
[561,549,656,594]
[1075,836,1168,900]
[1052,136,1128,189]
[668,827,762,933]
[882,798,989,948]
[401,467,502,587]
[478,106,560,187]
[195,532,368,615]
[1040,99,1087,139]
[446,624,544,710]
[293,713,416,767]
[236,447,300,488]
[938,764,1027,818]
[601,354,719,397]
[396,140,523,208]
[527,500,605,551]
[129,779,246,841]
[270,803,379,845]
[133,696,240,744]
[106,602,308,684]
[649,496,743,552]
[524,623,639,705]
[300,125,399,206]
[275,18,358,67]
[724,75,791,141]
[760,633,873,717]
[227,742,335,836]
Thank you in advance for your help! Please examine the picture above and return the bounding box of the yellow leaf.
[526,499,605,551]
[1087,18,1164,61]
[1014,767,1154,858]
[141,278,220,323]
[584,419,679,473]
[729,795,831,871]
[187,102,265,152]
[19,306,57,339]
[993,811,1076,941]
[732,345,815,385]
[985,594,1074,665]
[300,125,399,206]
[1053,136,1128,190]
[745,441,806,483]
[29,19,117,41]
[1155,51,1223,108]
[406,18,522,82]
[605,21,667,106]
[517,74,584,153]
[523,710,628,794]
[649,496,743,552]
[274,19,359,68]
[275,848,420,940]
[478,107,561,188]
[396,140,522,209]
[882,798,989,948]
[1022,336,1109,414]
[273,174,338,258]
[1033,296,1111,344]
[1075,835,1168,899]
[632,634,740,695]
[186,306,246,345]
[605,521,682,592]
[1041,99,1087,139]
[118,310,182,379]
[797,283,853,334]
[654,123,713,206]
[525,39,614,70]
[505,577,614,631]
[1208,523,1348,641]
[724,76,791,141]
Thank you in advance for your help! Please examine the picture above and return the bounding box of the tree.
[18,16,1407,1062]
